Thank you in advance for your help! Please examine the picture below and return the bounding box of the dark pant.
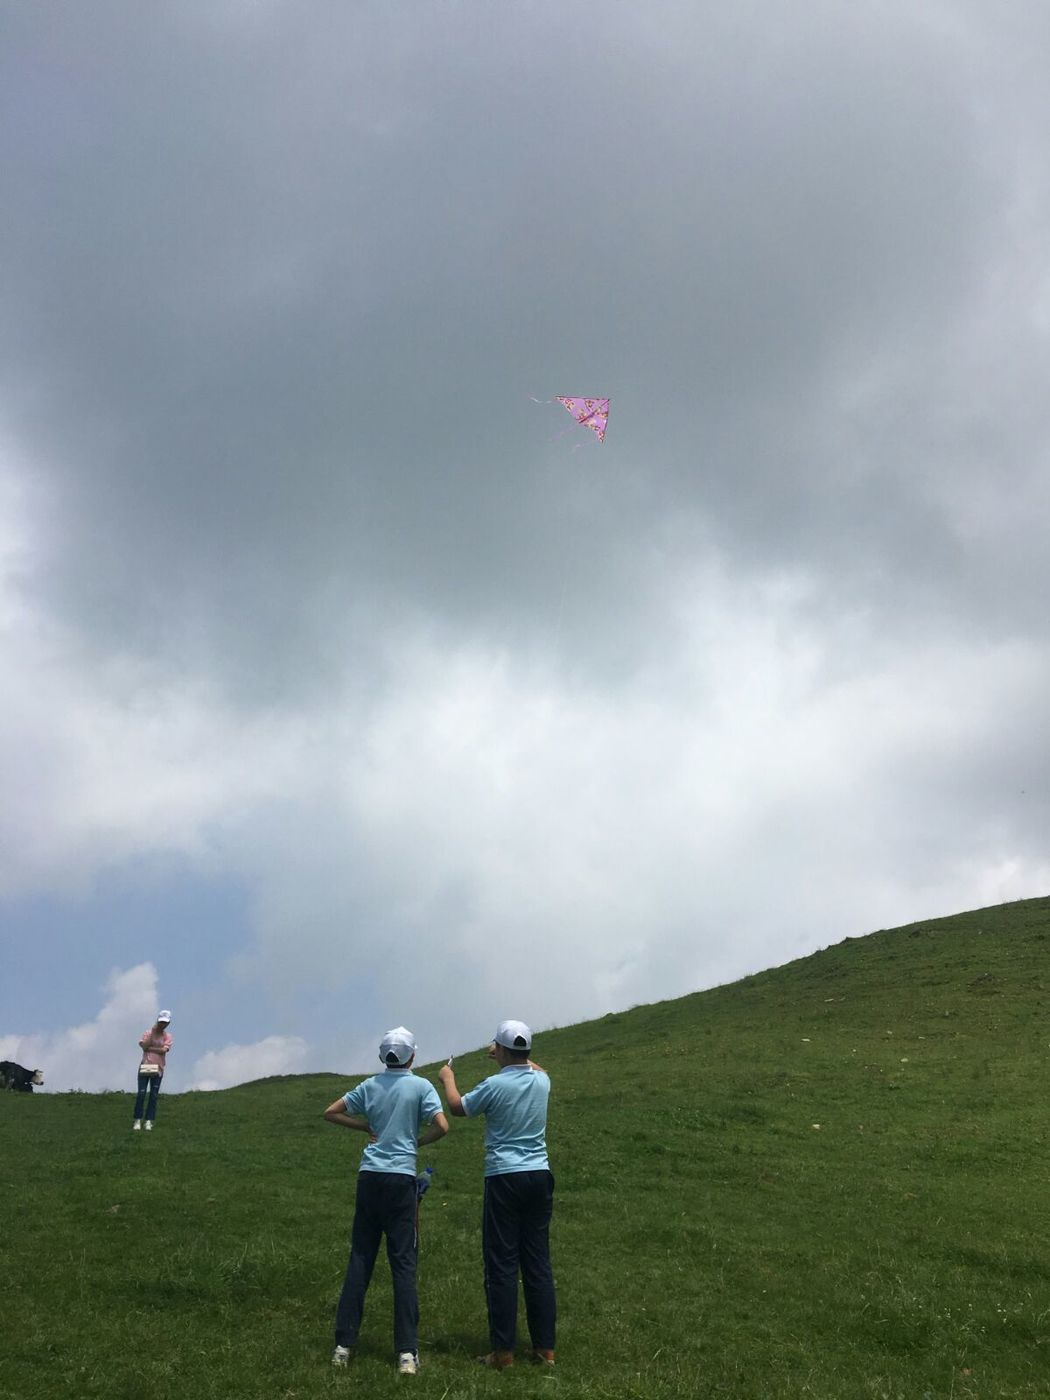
[482,1169,556,1352]
[133,1072,162,1121]
[335,1171,419,1354]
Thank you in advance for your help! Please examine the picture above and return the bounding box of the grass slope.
[2,897,1049,1399]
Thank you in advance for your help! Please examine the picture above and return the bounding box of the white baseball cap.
[379,1026,417,1066]
[494,1020,532,1051]
[157,1010,172,1023]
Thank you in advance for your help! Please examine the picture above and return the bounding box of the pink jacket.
[139,1029,173,1072]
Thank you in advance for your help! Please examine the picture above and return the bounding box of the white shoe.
[397,1351,419,1375]
[132,1120,142,1130]
[144,1121,153,1131]
[332,1345,352,1368]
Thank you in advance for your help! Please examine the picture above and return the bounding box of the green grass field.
[3,897,1049,1399]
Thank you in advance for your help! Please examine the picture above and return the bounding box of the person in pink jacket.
[133,1011,173,1131]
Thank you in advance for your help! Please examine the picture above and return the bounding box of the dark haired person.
[324,1026,449,1375]
[439,1020,556,1370]
[132,1010,172,1131]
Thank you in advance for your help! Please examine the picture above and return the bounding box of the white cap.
[379,1026,417,1066]
[494,1019,532,1051]
[157,1010,172,1023]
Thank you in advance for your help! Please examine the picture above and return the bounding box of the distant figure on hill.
[324,1026,449,1376]
[439,1020,556,1371]
[132,1011,172,1131]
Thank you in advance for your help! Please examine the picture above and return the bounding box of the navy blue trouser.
[483,1169,556,1352]
[335,1171,419,1354]
[133,1072,162,1121]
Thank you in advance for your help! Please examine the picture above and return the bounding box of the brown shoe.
[477,1351,515,1370]
[531,1349,556,1367]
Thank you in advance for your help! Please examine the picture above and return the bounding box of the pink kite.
[555,396,610,443]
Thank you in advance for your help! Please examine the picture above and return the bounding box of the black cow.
[0,1061,44,1092]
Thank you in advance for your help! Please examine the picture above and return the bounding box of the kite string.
[550,506,580,655]
[533,396,581,651]
[531,396,575,444]
[552,571,566,652]
[532,394,595,647]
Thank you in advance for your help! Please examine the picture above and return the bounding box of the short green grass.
[2,897,1049,1398]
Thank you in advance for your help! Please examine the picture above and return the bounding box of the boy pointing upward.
[439,1021,556,1370]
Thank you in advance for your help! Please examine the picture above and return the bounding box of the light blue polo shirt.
[461,1065,550,1177]
[342,1069,443,1177]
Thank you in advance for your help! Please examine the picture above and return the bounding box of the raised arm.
[438,1064,467,1117]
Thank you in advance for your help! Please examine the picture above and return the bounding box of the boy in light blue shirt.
[440,1020,556,1370]
[324,1026,448,1375]
[460,1052,550,1176]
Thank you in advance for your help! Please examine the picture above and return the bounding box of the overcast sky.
[2,1,1048,1092]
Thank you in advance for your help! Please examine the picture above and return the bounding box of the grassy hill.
[2,897,1049,1399]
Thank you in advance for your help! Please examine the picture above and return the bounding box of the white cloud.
[187,1035,309,1091]
[0,962,310,1092]
[0,963,159,1092]
[2,523,1048,1077]
[0,469,314,899]
[223,579,1050,1048]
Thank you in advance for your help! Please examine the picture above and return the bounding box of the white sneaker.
[397,1351,419,1375]
[332,1345,352,1368]
[144,1121,153,1131]
[132,1120,142,1130]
